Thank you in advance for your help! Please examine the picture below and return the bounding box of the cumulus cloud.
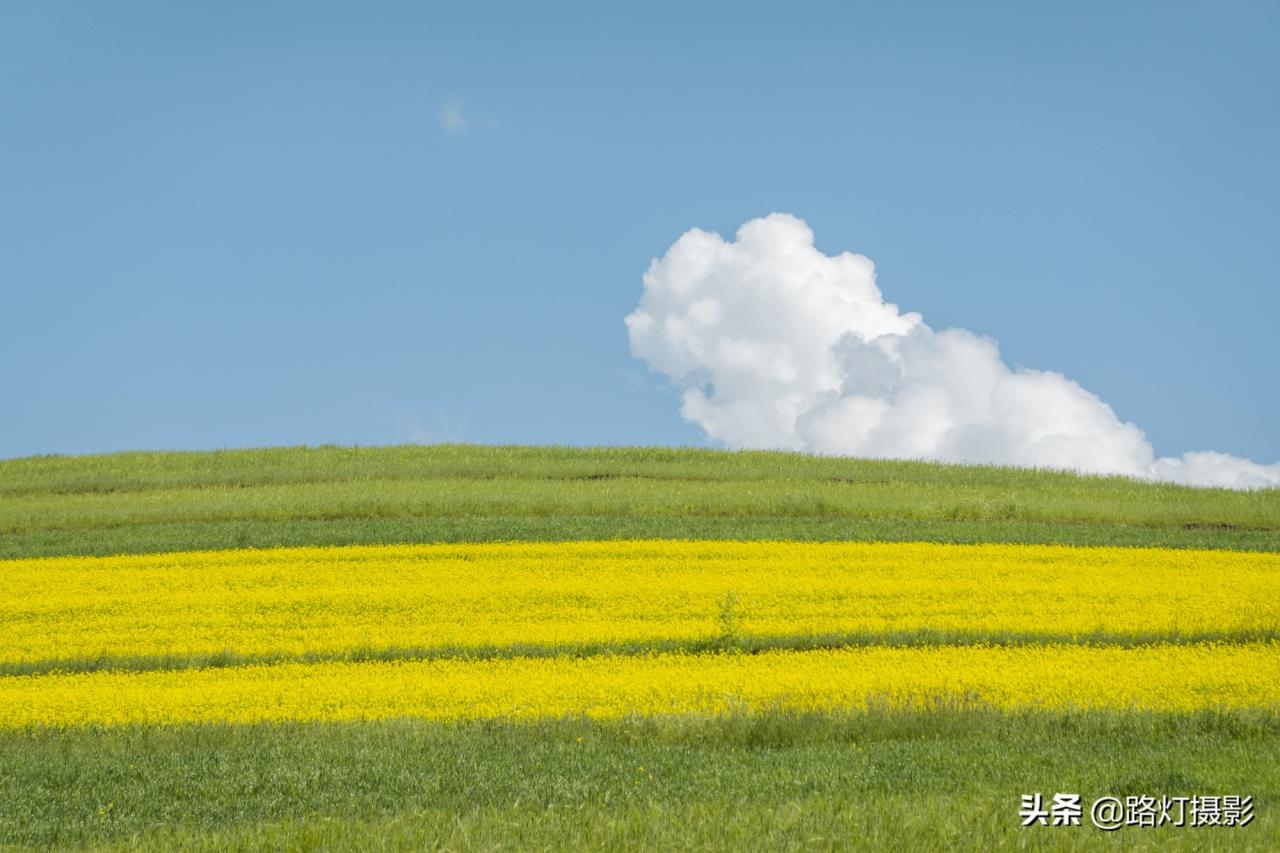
[626,213,1279,490]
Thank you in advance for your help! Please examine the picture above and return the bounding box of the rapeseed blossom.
[1,643,1275,728]
[1,541,1276,668]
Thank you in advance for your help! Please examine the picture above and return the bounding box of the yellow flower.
[1,541,1275,669]
[0,642,1274,728]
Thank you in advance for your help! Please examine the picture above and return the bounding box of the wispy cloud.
[400,411,470,445]
[440,101,467,134]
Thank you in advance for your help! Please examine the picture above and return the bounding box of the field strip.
[7,627,1280,679]
[2,643,1276,727]
[11,474,1275,535]
[6,518,1280,563]
[2,540,1278,674]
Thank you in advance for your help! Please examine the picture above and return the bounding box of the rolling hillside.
[1,445,1277,850]
[4,444,1278,559]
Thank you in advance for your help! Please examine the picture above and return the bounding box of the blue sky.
[2,1,1277,463]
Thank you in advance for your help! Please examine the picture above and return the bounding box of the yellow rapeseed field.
[2,541,1278,667]
[1,642,1275,727]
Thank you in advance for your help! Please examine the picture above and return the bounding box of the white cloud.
[626,213,1280,490]
[440,101,467,134]
[1150,452,1280,490]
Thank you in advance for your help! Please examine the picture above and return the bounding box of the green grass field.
[4,444,1278,559]
[2,444,1278,850]
[5,712,1277,850]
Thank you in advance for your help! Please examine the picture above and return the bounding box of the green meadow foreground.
[5,713,1277,851]
[1,445,1278,850]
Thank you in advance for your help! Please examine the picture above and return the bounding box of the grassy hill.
[2,445,1278,850]
[3,444,1278,558]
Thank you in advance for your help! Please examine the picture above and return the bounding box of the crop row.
[2,642,1276,727]
[2,541,1277,671]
